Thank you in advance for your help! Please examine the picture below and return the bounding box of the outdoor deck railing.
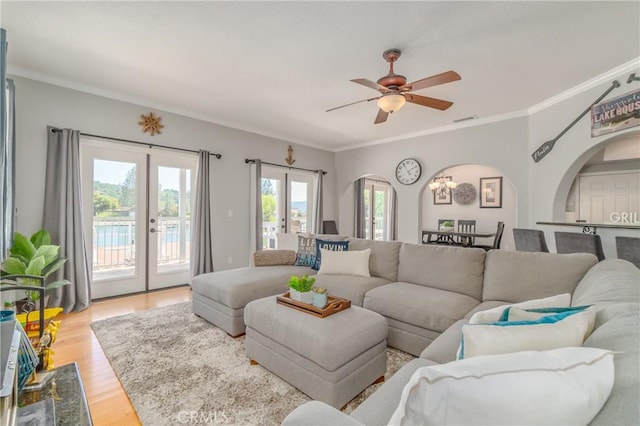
[92,216,190,270]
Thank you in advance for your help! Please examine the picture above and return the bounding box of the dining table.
[421,228,496,247]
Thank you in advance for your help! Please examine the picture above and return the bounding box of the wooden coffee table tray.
[276,292,351,318]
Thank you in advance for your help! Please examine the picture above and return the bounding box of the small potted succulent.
[288,275,315,304]
[312,287,328,309]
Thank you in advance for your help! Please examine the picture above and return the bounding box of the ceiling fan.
[327,48,461,124]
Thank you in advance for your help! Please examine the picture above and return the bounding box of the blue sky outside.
[94,160,186,191]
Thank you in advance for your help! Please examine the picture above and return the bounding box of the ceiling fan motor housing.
[378,48,407,90]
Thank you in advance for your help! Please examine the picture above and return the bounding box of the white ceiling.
[2,1,639,151]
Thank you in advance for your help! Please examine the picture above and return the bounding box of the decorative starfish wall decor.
[138,112,164,136]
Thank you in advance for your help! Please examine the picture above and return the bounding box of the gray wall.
[335,117,529,245]
[10,76,336,270]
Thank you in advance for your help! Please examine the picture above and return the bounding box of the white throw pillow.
[276,232,300,251]
[388,347,615,426]
[317,248,370,277]
[468,293,572,324]
[459,307,595,359]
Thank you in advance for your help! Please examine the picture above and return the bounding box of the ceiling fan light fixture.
[377,93,406,113]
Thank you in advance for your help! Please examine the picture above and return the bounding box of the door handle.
[150,228,156,233]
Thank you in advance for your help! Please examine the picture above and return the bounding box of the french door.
[81,140,196,298]
[260,167,315,249]
[363,179,392,241]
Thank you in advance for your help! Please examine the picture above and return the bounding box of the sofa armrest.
[420,319,467,364]
[281,401,363,426]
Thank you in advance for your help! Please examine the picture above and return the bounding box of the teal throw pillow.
[294,235,316,267]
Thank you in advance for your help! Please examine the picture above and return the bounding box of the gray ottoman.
[244,296,388,409]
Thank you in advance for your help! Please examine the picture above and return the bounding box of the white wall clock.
[395,158,422,185]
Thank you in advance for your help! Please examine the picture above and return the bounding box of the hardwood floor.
[51,286,192,425]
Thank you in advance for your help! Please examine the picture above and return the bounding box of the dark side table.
[18,362,92,425]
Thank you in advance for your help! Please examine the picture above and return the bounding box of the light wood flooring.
[51,286,192,425]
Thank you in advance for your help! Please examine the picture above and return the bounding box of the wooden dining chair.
[615,236,640,268]
[456,220,476,246]
[513,228,549,252]
[434,219,455,244]
[473,222,505,251]
[554,232,605,261]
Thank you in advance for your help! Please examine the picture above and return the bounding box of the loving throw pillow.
[312,239,349,270]
[294,235,316,267]
[388,347,615,426]
[458,306,596,359]
[318,248,371,277]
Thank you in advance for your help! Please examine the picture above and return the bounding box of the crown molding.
[7,65,327,151]
[527,57,640,114]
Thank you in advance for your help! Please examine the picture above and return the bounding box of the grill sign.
[591,89,640,137]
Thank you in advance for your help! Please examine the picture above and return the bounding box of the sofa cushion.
[482,250,598,303]
[347,238,402,282]
[318,248,370,277]
[584,311,640,425]
[364,282,480,333]
[459,307,595,359]
[191,265,314,309]
[389,347,614,426]
[313,274,390,307]
[397,243,485,300]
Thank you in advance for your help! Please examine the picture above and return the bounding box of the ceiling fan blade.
[326,96,380,112]
[405,94,453,110]
[374,109,389,124]
[351,78,390,93]
[404,70,461,92]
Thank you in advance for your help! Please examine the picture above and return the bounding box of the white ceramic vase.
[289,288,313,304]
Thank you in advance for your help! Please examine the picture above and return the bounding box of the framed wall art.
[479,176,503,208]
[433,176,453,205]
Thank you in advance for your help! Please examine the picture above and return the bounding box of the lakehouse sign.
[591,88,640,137]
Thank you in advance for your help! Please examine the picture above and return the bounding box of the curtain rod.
[245,159,327,175]
[50,128,222,159]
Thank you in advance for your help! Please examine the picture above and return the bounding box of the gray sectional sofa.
[191,237,640,424]
[283,258,640,426]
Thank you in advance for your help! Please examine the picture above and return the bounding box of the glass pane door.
[362,179,391,241]
[261,167,315,249]
[148,154,196,290]
[81,143,147,298]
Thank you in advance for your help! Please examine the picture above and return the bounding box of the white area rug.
[90,302,414,425]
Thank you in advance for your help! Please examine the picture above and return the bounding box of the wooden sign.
[591,88,640,137]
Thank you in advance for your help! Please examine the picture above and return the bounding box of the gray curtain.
[354,178,366,238]
[1,78,15,262]
[251,160,262,252]
[190,150,214,278]
[390,188,398,240]
[313,171,324,234]
[43,127,92,312]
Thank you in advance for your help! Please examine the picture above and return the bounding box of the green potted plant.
[288,275,315,304]
[439,220,455,232]
[1,230,70,309]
